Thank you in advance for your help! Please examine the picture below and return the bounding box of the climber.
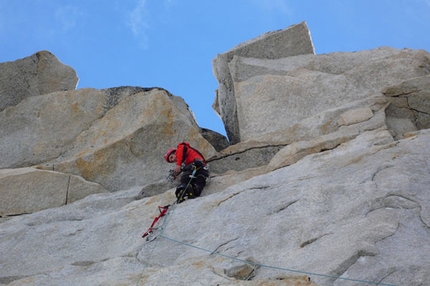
[164,142,209,203]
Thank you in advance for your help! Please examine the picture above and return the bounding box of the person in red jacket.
[164,142,209,203]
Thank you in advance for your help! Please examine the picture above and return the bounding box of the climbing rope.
[157,234,397,286]
[135,199,178,286]
[135,166,198,285]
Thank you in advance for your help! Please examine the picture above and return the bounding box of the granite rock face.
[1,21,430,286]
[1,129,429,286]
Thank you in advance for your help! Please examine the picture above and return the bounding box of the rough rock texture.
[1,88,108,168]
[0,50,78,111]
[46,88,217,192]
[1,22,430,286]
[229,48,430,143]
[0,86,217,192]
[1,129,429,286]
[383,74,430,139]
[212,21,315,144]
[0,167,107,216]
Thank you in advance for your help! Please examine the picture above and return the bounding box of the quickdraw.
[141,205,171,240]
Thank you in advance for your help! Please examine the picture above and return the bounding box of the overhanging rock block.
[212,21,315,144]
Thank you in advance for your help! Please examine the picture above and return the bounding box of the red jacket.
[175,142,205,167]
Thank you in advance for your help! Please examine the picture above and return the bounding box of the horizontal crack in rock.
[211,237,240,255]
[215,191,246,207]
[300,233,332,248]
[207,144,288,163]
[267,199,300,215]
[0,276,28,285]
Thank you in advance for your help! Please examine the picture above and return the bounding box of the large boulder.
[212,21,315,144]
[38,88,217,192]
[0,167,107,217]
[0,50,78,111]
[0,85,217,192]
[229,47,430,144]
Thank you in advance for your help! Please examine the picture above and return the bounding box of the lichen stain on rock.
[144,195,160,206]
[138,92,175,137]
[162,108,176,137]
[75,148,115,181]
[191,261,206,269]
[71,101,79,114]
[264,275,317,285]
[321,117,335,134]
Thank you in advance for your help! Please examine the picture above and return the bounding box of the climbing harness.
[175,165,198,203]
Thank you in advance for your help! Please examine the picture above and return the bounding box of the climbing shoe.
[175,188,186,203]
[175,184,196,203]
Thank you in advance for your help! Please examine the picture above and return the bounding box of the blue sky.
[1,0,430,137]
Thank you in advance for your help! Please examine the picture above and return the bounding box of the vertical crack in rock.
[65,175,71,205]
[375,223,400,245]
[377,269,397,285]
[126,140,139,158]
[245,264,258,281]
[420,208,430,228]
